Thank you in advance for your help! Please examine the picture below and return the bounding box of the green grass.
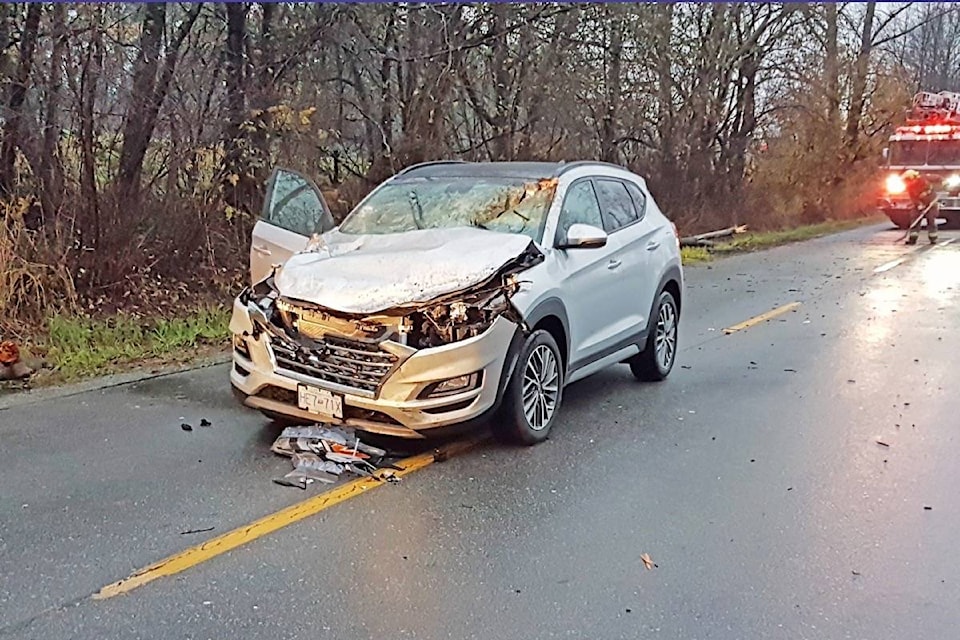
[682,217,879,264]
[680,246,713,264]
[712,219,875,254]
[42,306,230,381]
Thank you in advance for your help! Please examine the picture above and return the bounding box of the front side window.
[554,180,604,245]
[594,179,640,233]
[339,177,558,242]
[264,170,330,236]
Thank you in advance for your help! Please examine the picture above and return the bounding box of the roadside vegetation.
[681,217,883,265]
[0,3,954,385]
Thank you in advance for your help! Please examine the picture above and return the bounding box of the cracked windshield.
[338,177,557,241]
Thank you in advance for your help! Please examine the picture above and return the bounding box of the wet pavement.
[2,223,959,639]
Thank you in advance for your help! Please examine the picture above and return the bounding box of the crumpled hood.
[274,227,540,314]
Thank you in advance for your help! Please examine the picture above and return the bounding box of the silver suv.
[230,161,682,444]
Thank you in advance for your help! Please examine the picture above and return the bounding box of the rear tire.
[629,290,678,382]
[494,330,564,446]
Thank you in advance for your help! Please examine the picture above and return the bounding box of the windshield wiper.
[407,191,424,230]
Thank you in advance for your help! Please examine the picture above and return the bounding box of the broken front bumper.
[229,296,517,439]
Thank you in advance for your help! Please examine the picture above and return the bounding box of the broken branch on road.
[679,225,748,248]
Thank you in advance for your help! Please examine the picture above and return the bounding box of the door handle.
[646,241,660,251]
[253,244,272,256]
[607,259,622,270]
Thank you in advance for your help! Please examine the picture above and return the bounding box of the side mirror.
[882,147,889,160]
[558,223,608,249]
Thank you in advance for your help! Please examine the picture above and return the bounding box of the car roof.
[396,160,630,180]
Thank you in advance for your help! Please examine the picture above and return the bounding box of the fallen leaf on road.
[876,439,890,447]
[641,553,657,570]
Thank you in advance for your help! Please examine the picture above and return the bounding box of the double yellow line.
[95,438,482,599]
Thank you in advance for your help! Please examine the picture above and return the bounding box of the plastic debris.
[270,425,394,489]
[0,340,34,380]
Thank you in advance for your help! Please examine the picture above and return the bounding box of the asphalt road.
[2,223,959,639]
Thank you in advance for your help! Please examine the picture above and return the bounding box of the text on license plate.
[297,384,344,419]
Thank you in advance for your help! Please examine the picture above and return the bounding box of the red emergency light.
[902,123,956,134]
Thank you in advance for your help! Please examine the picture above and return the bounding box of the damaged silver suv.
[231,161,682,444]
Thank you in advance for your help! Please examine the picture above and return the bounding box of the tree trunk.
[599,6,623,164]
[116,3,166,198]
[39,3,67,224]
[79,16,104,250]
[0,3,42,199]
[823,2,840,132]
[845,1,876,152]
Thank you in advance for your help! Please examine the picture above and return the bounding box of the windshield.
[889,140,928,166]
[338,176,557,242]
[927,139,960,166]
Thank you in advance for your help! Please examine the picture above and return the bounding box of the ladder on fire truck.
[907,91,960,125]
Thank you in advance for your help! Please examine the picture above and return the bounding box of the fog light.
[421,372,481,398]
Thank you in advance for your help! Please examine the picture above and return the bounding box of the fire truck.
[879,90,960,229]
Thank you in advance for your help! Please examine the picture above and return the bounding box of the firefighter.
[902,169,939,245]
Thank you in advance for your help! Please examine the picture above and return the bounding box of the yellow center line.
[94,437,484,600]
[723,302,801,335]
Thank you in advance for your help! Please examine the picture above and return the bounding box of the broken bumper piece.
[229,295,517,438]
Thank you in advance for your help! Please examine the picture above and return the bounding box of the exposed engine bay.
[241,241,542,351]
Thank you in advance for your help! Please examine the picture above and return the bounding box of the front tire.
[629,290,678,382]
[495,330,564,445]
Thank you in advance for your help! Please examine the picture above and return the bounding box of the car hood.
[274,227,541,314]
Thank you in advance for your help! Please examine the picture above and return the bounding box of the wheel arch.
[521,297,571,369]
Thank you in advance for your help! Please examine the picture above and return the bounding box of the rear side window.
[624,182,647,220]
[594,179,639,233]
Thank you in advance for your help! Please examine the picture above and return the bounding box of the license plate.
[297,384,343,419]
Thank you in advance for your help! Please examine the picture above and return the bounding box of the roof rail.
[555,160,628,175]
[396,160,469,176]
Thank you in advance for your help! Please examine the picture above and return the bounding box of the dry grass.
[0,199,77,339]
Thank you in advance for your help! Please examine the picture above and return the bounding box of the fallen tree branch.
[680,225,748,247]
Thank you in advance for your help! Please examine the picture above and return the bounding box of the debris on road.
[679,225,748,247]
[180,423,193,432]
[270,425,396,489]
[0,340,34,380]
[640,553,658,570]
[180,526,215,535]
[876,439,891,448]
[924,506,933,511]
[200,418,212,427]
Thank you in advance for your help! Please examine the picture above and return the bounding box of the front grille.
[271,335,399,396]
